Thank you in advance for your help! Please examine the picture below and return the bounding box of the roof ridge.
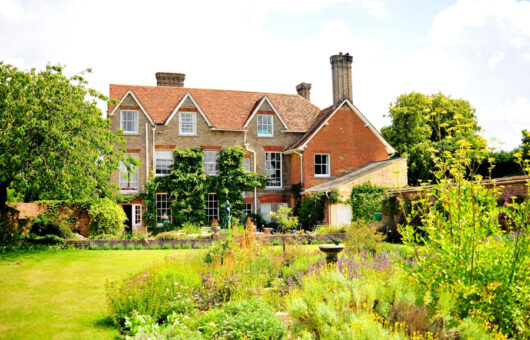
[109,83,306,98]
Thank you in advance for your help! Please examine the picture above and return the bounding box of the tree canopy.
[381,92,484,185]
[0,63,127,209]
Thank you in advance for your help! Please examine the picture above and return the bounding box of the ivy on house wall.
[169,148,208,226]
[213,146,266,222]
[142,146,266,230]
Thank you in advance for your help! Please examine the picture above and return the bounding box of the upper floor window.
[119,153,139,192]
[121,110,138,134]
[314,154,330,177]
[265,152,282,188]
[179,112,197,135]
[155,151,173,176]
[204,150,219,176]
[257,114,273,137]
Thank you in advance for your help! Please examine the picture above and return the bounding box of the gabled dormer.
[164,93,212,136]
[244,97,288,138]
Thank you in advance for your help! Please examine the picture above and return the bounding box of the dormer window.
[121,110,138,134]
[257,114,273,137]
[179,112,197,135]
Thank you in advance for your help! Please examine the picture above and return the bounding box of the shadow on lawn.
[93,316,120,337]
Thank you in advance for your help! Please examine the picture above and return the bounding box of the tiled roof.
[285,104,335,150]
[304,157,408,193]
[109,85,321,131]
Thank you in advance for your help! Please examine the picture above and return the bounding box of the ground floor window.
[156,193,172,225]
[244,203,253,216]
[261,203,272,222]
[205,193,219,222]
[133,205,142,227]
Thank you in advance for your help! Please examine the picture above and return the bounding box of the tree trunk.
[0,182,8,211]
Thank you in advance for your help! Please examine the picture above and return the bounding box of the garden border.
[65,233,347,249]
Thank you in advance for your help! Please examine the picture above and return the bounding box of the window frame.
[257,114,274,137]
[205,193,219,222]
[261,203,272,222]
[203,150,220,176]
[156,193,172,226]
[243,158,251,172]
[155,150,173,176]
[314,153,331,178]
[244,203,253,216]
[119,153,139,193]
[179,111,197,135]
[133,204,142,227]
[120,110,139,134]
[265,152,282,189]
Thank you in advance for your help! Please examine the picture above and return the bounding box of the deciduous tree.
[0,63,127,209]
[381,92,483,185]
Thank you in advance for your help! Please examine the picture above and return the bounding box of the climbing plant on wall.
[142,146,266,229]
[169,148,208,226]
[213,146,266,222]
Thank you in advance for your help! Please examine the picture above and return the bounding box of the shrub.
[197,299,286,339]
[162,243,172,250]
[106,259,203,325]
[88,242,100,250]
[155,231,179,240]
[112,243,124,250]
[88,198,126,236]
[102,242,111,250]
[135,244,145,250]
[400,141,530,338]
[344,220,385,252]
[126,299,286,340]
[173,243,181,250]
[151,243,161,250]
[182,242,192,249]
[271,239,281,246]
[311,239,319,245]
[125,243,136,250]
[180,222,201,235]
[30,214,72,239]
[23,233,64,245]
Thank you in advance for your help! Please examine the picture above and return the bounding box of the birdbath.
[319,244,345,264]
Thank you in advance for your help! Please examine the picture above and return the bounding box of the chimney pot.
[155,72,185,87]
[296,82,312,101]
[330,53,353,105]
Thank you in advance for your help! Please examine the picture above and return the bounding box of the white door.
[335,203,352,227]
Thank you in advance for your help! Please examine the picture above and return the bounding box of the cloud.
[361,1,390,18]
[488,51,505,70]
[480,97,530,150]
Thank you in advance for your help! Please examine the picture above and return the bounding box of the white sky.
[1,0,529,150]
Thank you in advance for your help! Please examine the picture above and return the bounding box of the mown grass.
[0,249,202,340]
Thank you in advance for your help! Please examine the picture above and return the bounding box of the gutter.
[145,123,149,182]
[243,130,258,214]
[152,125,156,176]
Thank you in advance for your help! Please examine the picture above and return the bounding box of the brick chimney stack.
[155,72,185,87]
[296,82,312,101]
[330,52,353,105]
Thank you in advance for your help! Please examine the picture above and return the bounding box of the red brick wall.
[290,153,302,185]
[303,107,389,189]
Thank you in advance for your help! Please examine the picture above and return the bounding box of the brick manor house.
[109,53,407,231]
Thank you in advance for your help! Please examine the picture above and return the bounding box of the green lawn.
[0,249,201,340]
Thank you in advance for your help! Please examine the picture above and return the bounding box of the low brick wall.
[65,233,347,249]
